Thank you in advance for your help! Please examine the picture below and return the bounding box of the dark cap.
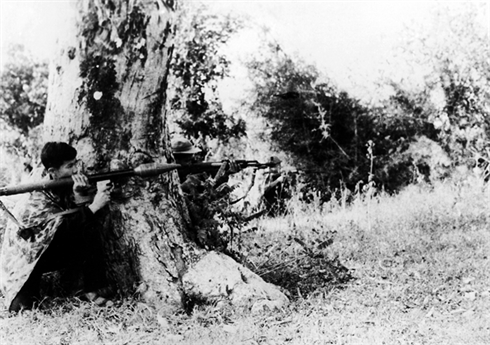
[270,156,282,165]
[171,138,201,154]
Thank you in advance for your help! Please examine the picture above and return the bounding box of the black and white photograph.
[0,0,489,344]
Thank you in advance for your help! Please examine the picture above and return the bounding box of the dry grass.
[1,177,489,344]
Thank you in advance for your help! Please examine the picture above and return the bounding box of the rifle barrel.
[0,163,180,197]
[177,160,277,177]
[177,162,225,176]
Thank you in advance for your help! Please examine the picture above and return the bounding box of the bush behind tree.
[167,2,247,156]
[245,4,490,198]
[0,44,48,178]
[245,42,441,198]
[385,3,490,170]
[0,44,48,136]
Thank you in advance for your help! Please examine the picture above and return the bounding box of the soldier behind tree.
[171,137,238,190]
[171,137,203,183]
[171,137,239,249]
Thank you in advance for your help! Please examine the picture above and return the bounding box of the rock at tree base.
[182,252,289,312]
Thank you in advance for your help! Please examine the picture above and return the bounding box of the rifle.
[176,159,279,179]
[0,162,180,197]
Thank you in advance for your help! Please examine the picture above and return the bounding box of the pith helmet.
[171,138,202,154]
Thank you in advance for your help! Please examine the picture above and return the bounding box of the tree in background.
[0,44,48,135]
[247,43,369,195]
[385,3,490,170]
[245,41,436,197]
[167,1,246,156]
[370,87,442,191]
[245,3,489,197]
[0,44,48,167]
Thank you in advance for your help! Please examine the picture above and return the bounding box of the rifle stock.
[0,163,180,197]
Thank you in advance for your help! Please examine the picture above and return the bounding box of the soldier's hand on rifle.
[72,173,94,205]
[88,180,113,213]
[226,159,240,175]
[72,173,90,192]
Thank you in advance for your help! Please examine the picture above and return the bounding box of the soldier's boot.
[8,273,41,313]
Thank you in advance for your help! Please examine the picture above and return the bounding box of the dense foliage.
[246,43,440,196]
[245,5,489,197]
[0,44,47,172]
[1,4,488,197]
[0,44,48,136]
[168,2,246,155]
[386,4,490,168]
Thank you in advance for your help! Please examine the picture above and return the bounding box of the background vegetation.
[245,3,489,197]
[2,4,488,195]
[166,1,247,157]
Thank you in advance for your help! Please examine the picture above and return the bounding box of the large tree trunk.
[43,0,288,312]
[44,0,188,310]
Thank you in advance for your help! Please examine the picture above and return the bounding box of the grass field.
[0,177,489,345]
